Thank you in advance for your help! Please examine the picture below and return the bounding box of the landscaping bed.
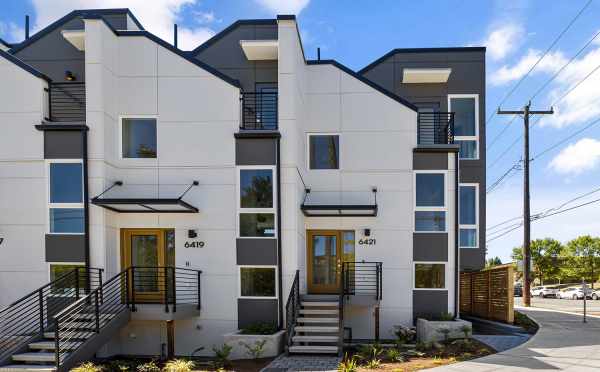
[72,357,274,372]
[514,310,539,334]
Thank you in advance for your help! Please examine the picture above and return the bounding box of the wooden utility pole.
[497,102,553,307]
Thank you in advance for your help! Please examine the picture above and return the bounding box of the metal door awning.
[300,188,378,217]
[91,181,199,213]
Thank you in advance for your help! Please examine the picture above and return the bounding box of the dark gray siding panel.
[45,234,85,262]
[238,299,278,328]
[413,290,448,322]
[44,131,83,159]
[413,233,448,261]
[460,249,485,272]
[413,153,448,170]
[235,138,277,165]
[237,238,277,265]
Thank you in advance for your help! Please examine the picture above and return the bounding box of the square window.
[122,118,157,158]
[460,186,476,225]
[416,173,445,207]
[50,264,85,294]
[50,208,84,233]
[240,267,276,297]
[450,97,476,136]
[239,213,275,237]
[415,211,446,232]
[460,228,477,248]
[415,263,445,289]
[50,163,83,203]
[309,135,339,169]
[457,140,477,159]
[240,169,273,208]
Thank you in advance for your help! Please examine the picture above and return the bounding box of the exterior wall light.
[65,70,76,81]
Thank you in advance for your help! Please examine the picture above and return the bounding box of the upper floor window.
[459,184,478,248]
[308,134,339,169]
[449,95,478,160]
[48,161,84,234]
[238,167,276,238]
[415,172,446,232]
[121,117,157,158]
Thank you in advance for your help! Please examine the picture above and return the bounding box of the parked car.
[559,287,592,300]
[530,285,560,298]
[591,289,600,300]
[514,283,523,297]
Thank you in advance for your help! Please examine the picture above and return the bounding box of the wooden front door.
[121,229,167,303]
[307,230,340,294]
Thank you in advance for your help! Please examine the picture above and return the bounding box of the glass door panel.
[308,230,341,293]
[122,229,165,303]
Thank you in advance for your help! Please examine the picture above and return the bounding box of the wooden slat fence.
[460,265,514,324]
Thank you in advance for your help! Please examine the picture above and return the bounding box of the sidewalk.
[430,307,600,371]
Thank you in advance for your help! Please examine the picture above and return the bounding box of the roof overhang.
[240,40,278,60]
[91,198,198,213]
[301,204,378,217]
[62,29,85,51]
[402,68,452,83]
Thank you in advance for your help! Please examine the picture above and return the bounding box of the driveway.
[515,296,600,316]
[430,307,600,371]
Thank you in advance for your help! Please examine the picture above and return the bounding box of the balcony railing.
[417,112,454,145]
[342,261,382,300]
[49,82,86,122]
[240,92,278,130]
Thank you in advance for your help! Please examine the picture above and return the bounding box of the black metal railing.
[285,270,300,351]
[240,92,278,130]
[417,112,454,145]
[342,262,382,300]
[49,82,86,122]
[0,267,103,365]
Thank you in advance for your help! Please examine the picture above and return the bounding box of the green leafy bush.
[385,348,404,362]
[162,359,194,372]
[460,324,472,339]
[72,362,103,372]
[392,325,416,345]
[337,353,359,372]
[239,322,278,335]
[439,312,454,321]
[211,343,233,369]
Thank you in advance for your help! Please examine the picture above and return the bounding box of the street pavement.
[430,306,600,371]
[515,295,600,316]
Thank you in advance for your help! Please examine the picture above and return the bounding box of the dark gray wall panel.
[235,138,277,165]
[45,234,86,262]
[413,233,448,261]
[236,238,277,265]
[413,152,448,170]
[237,299,278,328]
[460,249,485,272]
[413,290,449,322]
[44,131,83,159]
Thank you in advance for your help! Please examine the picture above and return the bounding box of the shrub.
[337,353,359,372]
[211,343,233,369]
[365,358,381,369]
[439,312,454,321]
[239,322,278,335]
[137,361,160,372]
[385,348,404,362]
[357,343,383,362]
[239,339,267,359]
[105,360,135,372]
[392,325,416,345]
[460,324,472,339]
[72,362,103,372]
[162,359,195,372]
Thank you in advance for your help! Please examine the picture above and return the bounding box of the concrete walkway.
[430,307,600,371]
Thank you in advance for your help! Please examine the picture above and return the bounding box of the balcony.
[240,92,278,130]
[417,112,454,145]
[47,82,86,122]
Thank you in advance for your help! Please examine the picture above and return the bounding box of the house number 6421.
[358,238,376,245]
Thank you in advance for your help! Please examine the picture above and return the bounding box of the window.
[48,161,84,234]
[50,263,85,294]
[459,184,478,248]
[239,266,277,297]
[449,95,478,159]
[308,134,339,169]
[414,263,445,289]
[121,117,157,158]
[238,167,276,238]
[414,172,446,232]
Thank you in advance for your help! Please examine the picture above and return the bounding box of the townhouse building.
[0,9,485,370]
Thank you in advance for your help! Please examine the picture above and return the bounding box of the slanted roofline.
[0,37,12,49]
[0,49,50,81]
[358,46,486,75]
[191,19,278,54]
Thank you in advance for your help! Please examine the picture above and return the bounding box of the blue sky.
[2,0,600,263]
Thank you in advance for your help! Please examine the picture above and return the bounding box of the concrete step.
[294,326,339,333]
[299,309,338,315]
[288,345,338,354]
[292,335,338,343]
[301,301,338,307]
[301,295,339,302]
[12,352,58,363]
[0,365,56,372]
[297,317,338,323]
[28,341,82,351]
[43,332,94,339]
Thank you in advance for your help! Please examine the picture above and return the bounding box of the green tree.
[511,238,564,285]
[485,256,502,268]
[563,235,600,288]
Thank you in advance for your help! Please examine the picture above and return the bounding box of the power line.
[488,115,519,150]
[486,161,522,194]
[531,115,600,161]
[487,215,523,232]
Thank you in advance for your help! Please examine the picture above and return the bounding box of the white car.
[530,286,560,298]
[559,287,591,300]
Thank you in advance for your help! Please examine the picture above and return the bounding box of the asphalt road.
[515,295,600,315]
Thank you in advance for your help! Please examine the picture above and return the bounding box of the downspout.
[276,137,283,329]
[454,152,460,318]
[82,128,91,288]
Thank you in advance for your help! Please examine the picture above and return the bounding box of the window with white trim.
[414,263,446,289]
[459,184,478,248]
[120,117,157,158]
[237,167,276,238]
[239,266,277,298]
[308,134,339,169]
[414,172,446,232]
[48,161,84,234]
[449,95,478,160]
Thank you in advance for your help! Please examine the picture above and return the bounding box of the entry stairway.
[288,295,342,355]
[0,267,201,372]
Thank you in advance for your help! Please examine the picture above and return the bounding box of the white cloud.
[254,0,310,15]
[0,21,25,42]
[549,138,600,175]
[30,0,215,50]
[490,49,567,86]
[484,23,524,61]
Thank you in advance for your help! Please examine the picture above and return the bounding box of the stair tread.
[12,352,58,362]
[301,301,338,307]
[29,341,82,350]
[293,335,338,342]
[0,365,56,371]
[299,309,338,314]
[289,345,338,353]
[294,326,339,332]
[297,317,339,323]
[43,332,95,339]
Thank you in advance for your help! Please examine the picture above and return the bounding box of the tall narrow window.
[415,172,446,232]
[48,161,84,234]
[239,266,277,298]
[308,134,339,169]
[121,118,157,158]
[459,184,478,248]
[238,167,276,238]
[414,263,445,289]
[449,95,478,159]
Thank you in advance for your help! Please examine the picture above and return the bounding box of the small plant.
[106,360,135,372]
[385,348,404,362]
[392,325,416,346]
[211,343,233,369]
[239,339,267,359]
[72,362,103,372]
[365,358,381,369]
[358,343,383,362]
[460,324,472,339]
[162,359,195,372]
[439,312,454,321]
[137,361,160,372]
[337,353,359,372]
[239,321,278,335]
[437,327,451,343]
